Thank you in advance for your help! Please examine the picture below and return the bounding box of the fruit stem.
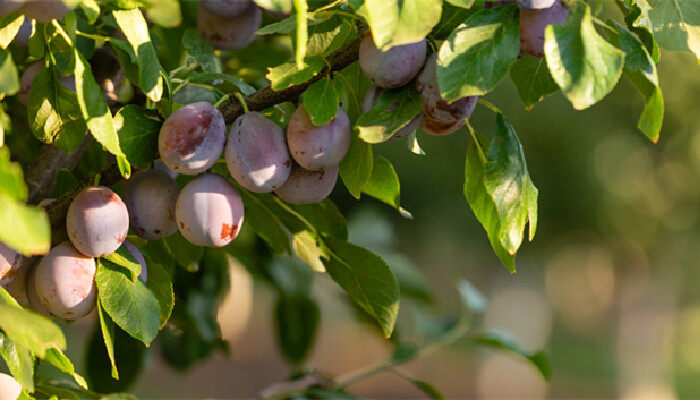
[213,94,230,108]
[465,119,487,164]
[93,173,101,187]
[234,93,249,113]
[477,99,500,114]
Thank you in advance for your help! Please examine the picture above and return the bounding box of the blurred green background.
[46,13,700,400]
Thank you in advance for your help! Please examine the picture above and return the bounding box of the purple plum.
[286,105,351,171]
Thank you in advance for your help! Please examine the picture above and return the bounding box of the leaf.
[605,20,663,142]
[144,261,174,329]
[364,0,442,49]
[183,30,216,73]
[437,5,519,102]
[445,0,474,8]
[96,259,160,346]
[483,113,538,254]
[356,85,422,144]
[339,132,373,198]
[407,378,445,400]
[509,55,559,110]
[649,0,700,60]
[103,245,143,283]
[470,331,551,380]
[142,0,181,28]
[457,278,487,314]
[544,4,625,110]
[623,0,659,62]
[113,8,164,102]
[187,72,256,95]
[306,15,355,57]
[237,189,292,255]
[258,17,297,35]
[293,0,308,69]
[255,0,292,13]
[164,231,204,270]
[267,57,324,91]
[0,292,66,357]
[291,199,348,239]
[97,303,118,379]
[78,0,100,24]
[113,105,161,168]
[363,155,401,210]
[0,147,26,201]
[0,193,50,256]
[0,332,34,393]
[42,348,88,389]
[0,12,23,49]
[322,237,400,338]
[301,76,339,126]
[275,293,320,363]
[432,1,482,39]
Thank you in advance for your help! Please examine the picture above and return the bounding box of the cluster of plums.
[197,0,262,50]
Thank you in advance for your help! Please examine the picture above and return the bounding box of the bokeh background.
[30,8,700,400]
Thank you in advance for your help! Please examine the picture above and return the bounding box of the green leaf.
[483,113,538,255]
[182,30,216,73]
[544,4,625,110]
[437,5,519,102]
[363,155,401,210]
[0,332,34,393]
[470,331,551,380]
[406,378,445,400]
[114,105,161,168]
[255,0,292,13]
[356,85,422,144]
[275,293,320,364]
[649,0,699,60]
[0,146,26,201]
[293,0,308,69]
[96,259,160,346]
[605,20,663,142]
[97,303,118,379]
[291,199,348,240]
[339,133,373,198]
[42,348,88,389]
[258,17,297,35]
[187,72,256,95]
[322,237,400,338]
[0,296,66,358]
[432,1,482,39]
[509,55,559,110]
[267,57,324,91]
[622,0,659,62]
[144,261,174,329]
[50,169,78,198]
[445,0,474,8]
[306,15,355,57]
[0,12,23,49]
[142,0,181,28]
[292,231,326,272]
[301,76,339,126]
[364,0,442,49]
[237,189,292,255]
[113,8,164,102]
[103,245,143,283]
[0,193,50,256]
[78,0,100,24]
[164,231,204,270]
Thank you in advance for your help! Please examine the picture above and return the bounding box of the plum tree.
[34,242,96,320]
[19,62,75,107]
[273,162,338,204]
[286,105,351,171]
[0,373,21,400]
[197,2,261,50]
[4,258,30,308]
[201,0,250,17]
[176,173,245,247]
[158,101,226,175]
[359,34,427,88]
[519,0,569,58]
[124,169,179,240]
[27,264,54,318]
[0,242,26,287]
[66,186,129,258]
[122,240,147,282]
[18,0,73,22]
[517,0,555,9]
[362,85,424,140]
[225,111,292,193]
[416,53,478,136]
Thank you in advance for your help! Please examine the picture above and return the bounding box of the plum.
[0,373,21,400]
[517,0,555,9]
[154,160,179,179]
[66,186,129,258]
[359,33,427,89]
[416,53,478,136]
[158,102,226,175]
[19,0,73,22]
[4,257,30,308]
[122,240,147,282]
[197,2,261,50]
[519,0,569,58]
[34,242,96,320]
[0,242,26,287]
[0,1,22,16]
[273,162,338,204]
[27,264,53,317]
[124,169,179,240]
[13,18,31,49]
[225,111,291,193]
[201,0,250,17]
[176,173,245,247]
[362,85,424,140]
[286,105,350,171]
[19,61,75,107]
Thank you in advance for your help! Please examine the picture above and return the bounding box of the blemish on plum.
[220,223,239,240]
